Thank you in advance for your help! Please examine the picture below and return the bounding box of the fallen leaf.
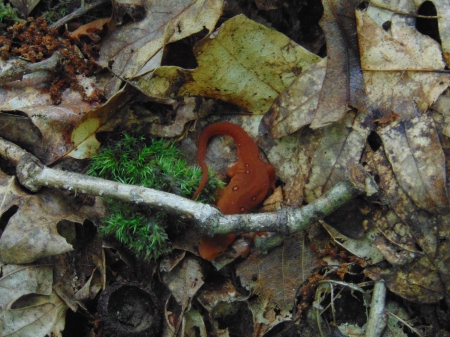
[68,18,111,43]
[378,113,448,215]
[433,0,450,66]
[365,256,443,303]
[0,188,104,264]
[311,0,368,129]
[261,57,326,139]
[321,222,384,264]
[236,232,318,311]
[98,0,224,79]
[161,256,204,311]
[0,265,67,337]
[9,0,40,18]
[304,110,371,202]
[357,8,450,119]
[134,15,321,114]
[0,171,28,213]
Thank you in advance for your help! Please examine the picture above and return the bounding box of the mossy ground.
[88,133,222,260]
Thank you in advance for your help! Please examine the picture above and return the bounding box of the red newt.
[192,122,276,260]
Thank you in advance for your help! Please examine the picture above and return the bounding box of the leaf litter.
[1,0,450,335]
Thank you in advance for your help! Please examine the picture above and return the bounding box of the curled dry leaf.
[134,15,321,114]
[98,0,224,79]
[433,0,450,66]
[311,0,368,129]
[68,18,111,43]
[321,222,384,265]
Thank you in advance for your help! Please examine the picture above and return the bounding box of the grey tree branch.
[1,137,379,237]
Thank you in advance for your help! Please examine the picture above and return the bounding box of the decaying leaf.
[357,8,450,119]
[261,57,326,139]
[304,110,371,202]
[0,171,28,214]
[236,232,318,311]
[365,255,444,303]
[432,0,450,66]
[134,15,321,114]
[98,0,224,79]
[0,188,104,264]
[68,18,111,43]
[68,88,133,159]
[370,209,420,266]
[311,0,368,129]
[161,256,204,311]
[9,0,40,18]
[0,265,67,337]
[378,113,448,215]
[321,222,384,264]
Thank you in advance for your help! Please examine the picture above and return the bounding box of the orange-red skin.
[193,122,276,260]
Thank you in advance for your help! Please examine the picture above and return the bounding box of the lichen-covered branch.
[5,137,378,236]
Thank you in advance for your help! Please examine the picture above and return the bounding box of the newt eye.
[232,186,239,191]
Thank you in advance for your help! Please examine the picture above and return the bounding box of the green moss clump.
[88,133,222,260]
[0,1,20,23]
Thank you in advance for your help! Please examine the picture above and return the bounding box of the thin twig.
[366,280,387,337]
[49,0,110,30]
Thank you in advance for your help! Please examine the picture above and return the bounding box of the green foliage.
[0,1,20,23]
[88,133,222,260]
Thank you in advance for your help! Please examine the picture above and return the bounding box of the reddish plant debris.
[0,17,102,104]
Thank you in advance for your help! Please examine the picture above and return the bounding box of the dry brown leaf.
[378,113,448,215]
[310,0,368,129]
[161,256,204,311]
[98,0,224,79]
[9,0,40,18]
[365,256,443,303]
[432,0,450,66]
[134,15,321,114]
[266,127,322,205]
[236,232,318,311]
[370,209,420,266]
[0,171,28,214]
[357,8,450,120]
[0,69,126,164]
[0,265,68,337]
[68,18,111,43]
[370,143,440,257]
[261,57,326,139]
[304,110,371,202]
[0,188,104,264]
[197,279,248,313]
[364,143,450,302]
